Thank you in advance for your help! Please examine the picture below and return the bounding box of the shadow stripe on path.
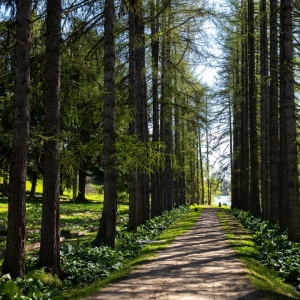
[84,208,265,300]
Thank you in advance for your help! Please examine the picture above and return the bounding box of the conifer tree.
[39,0,62,275]
[2,0,31,279]
[96,0,117,247]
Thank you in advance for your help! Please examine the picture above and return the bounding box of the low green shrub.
[231,209,300,291]
[60,205,190,287]
[0,270,63,299]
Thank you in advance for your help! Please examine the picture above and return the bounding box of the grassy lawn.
[64,206,202,299]
[0,180,124,246]
[217,208,300,300]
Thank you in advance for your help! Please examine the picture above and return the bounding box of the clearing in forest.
[85,208,266,300]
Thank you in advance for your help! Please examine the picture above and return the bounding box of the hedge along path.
[85,208,265,300]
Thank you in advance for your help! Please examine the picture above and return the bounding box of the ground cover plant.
[0,204,195,299]
[218,208,300,299]
[0,270,63,299]
[231,209,300,292]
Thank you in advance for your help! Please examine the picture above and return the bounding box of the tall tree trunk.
[128,0,149,227]
[269,0,280,223]
[240,2,250,211]
[205,99,211,205]
[163,2,174,211]
[77,168,86,202]
[2,176,9,197]
[2,0,31,279]
[196,130,200,205]
[39,0,62,275]
[173,57,180,208]
[96,0,117,247]
[136,3,149,225]
[150,0,161,217]
[72,170,77,202]
[231,44,242,209]
[281,0,300,241]
[248,0,261,216]
[179,121,186,206]
[128,1,137,231]
[174,104,180,208]
[160,25,166,212]
[279,0,289,229]
[199,129,205,205]
[228,95,233,206]
[190,152,195,204]
[29,175,38,200]
[260,0,270,220]
[232,90,241,209]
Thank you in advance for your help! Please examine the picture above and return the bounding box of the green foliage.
[116,135,165,175]
[61,243,122,286]
[59,205,190,288]
[232,209,300,292]
[0,271,63,299]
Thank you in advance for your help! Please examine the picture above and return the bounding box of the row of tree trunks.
[232,0,300,242]
[128,0,150,230]
[280,0,300,241]
[3,0,63,278]
[127,0,206,222]
[2,0,209,280]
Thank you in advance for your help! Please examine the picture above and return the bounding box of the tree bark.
[2,0,31,279]
[29,175,38,200]
[128,0,137,231]
[269,0,280,223]
[260,0,270,220]
[205,99,211,205]
[160,2,174,211]
[240,2,250,212]
[279,0,289,229]
[231,46,241,209]
[72,171,77,202]
[136,3,149,224]
[39,0,62,275]
[199,129,205,205]
[248,0,261,216]
[150,0,161,217]
[77,168,86,202]
[96,0,117,247]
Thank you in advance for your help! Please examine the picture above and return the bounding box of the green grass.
[217,208,300,300]
[0,180,127,244]
[63,206,202,299]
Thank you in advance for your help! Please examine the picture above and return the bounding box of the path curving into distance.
[85,208,265,300]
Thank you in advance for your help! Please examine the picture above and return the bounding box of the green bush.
[231,209,300,291]
[0,271,63,300]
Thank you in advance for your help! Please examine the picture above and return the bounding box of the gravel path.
[85,208,265,300]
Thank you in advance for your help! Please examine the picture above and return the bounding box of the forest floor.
[84,208,266,300]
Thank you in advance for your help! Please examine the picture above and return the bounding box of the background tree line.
[216,0,300,242]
